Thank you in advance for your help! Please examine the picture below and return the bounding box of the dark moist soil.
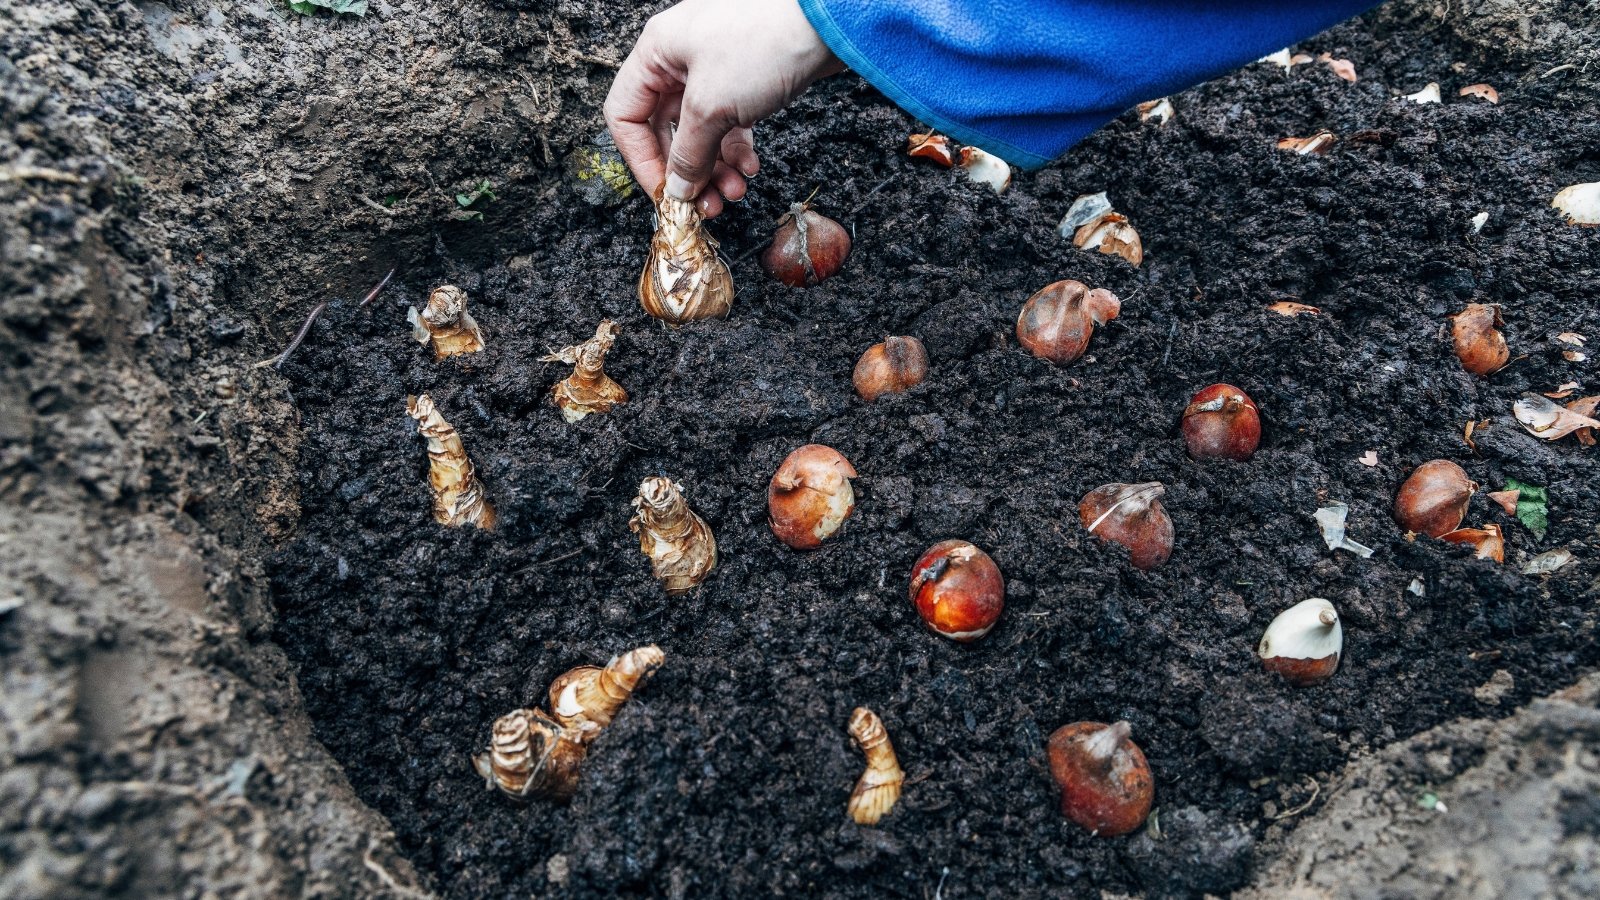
[269,15,1600,900]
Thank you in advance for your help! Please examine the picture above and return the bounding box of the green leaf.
[455,192,475,208]
[1504,478,1548,540]
[288,0,319,13]
[287,0,367,16]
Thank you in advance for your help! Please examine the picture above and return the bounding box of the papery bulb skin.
[768,445,858,550]
[1079,482,1173,570]
[906,132,955,167]
[1394,460,1477,538]
[1440,524,1506,563]
[639,187,734,325]
[1181,384,1261,461]
[547,645,666,743]
[760,203,851,288]
[853,337,929,402]
[629,477,717,593]
[1258,598,1343,686]
[471,708,586,802]
[1047,721,1154,837]
[1450,304,1509,376]
[847,707,905,825]
[908,540,1004,642]
[1016,280,1120,365]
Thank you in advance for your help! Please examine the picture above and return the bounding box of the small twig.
[271,301,328,371]
[734,238,773,263]
[0,165,84,185]
[1540,63,1576,79]
[847,174,897,216]
[359,267,398,308]
[1161,319,1178,366]
[357,194,397,216]
[1270,775,1322,820]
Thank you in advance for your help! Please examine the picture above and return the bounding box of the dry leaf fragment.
[1277,132,1337,156]
[542,320,628,423]
[1316,503,1374,558]
[1404,82,1442,104]
[1268,301,1321,317]
[1440,524,1505,563]
[1359,451,1379,467]
[1513,393,1600,441]
[906,131,955,167]
[640,187,734,325]
[409,285,485,358]
[1459,83,1499,103]
[1463,418,1488,450]
[1553,183,1600,226]
[407,394,496,529]
[1317,53,1358,82]
[847,708,905,826]
[1556,333,1586,346]
[1566,350,1589,362]
[1137,98,1175,125]
[1073,212,1143,266]
[1486,489,1520,516]
[629,477,717,594]
[1522,548,1574,576]
[1568,395,1599,446]
[1543,382,1580,399]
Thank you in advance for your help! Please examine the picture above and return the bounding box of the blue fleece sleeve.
[798,0,1379,169]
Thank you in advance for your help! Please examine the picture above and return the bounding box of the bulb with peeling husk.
[906,132,954,167]
[1047,721,1154,836]
[548,645,665,743]
[1514,393,1600,441]
[1441,524,1505,562]
[639,187,734,325]
[472,707,586,801]
[1137,98,1174,124]
[1074,212,1143,266]
[630,477,717,594]
[768,445,857,550]
[542,320,627,423]
[406,394,495,529]
[409,285,485,358]
[847,707,904,825]
[1016,280,1121,365]
[1258,598,1342,686]
[1553,183,1600,226]
[1450,304,1508,376]
[1393,459,1475,537]
[1080,482,1173,570]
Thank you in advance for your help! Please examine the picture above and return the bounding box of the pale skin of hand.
[603,0,844,218]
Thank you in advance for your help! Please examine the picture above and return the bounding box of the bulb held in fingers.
[1080,482,1173,570]
[1258,598,1342,686]
[1047,721,1154,836]
[768,445,858,550]
[1016,280,1121,365]
[639,187,734,325]
[853,336,929,402]
[1181,384,1261,461]
[1393,460,1476,537]
[909,540,1004,641]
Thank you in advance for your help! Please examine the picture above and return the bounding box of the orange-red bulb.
[1079,482,1173,570]
[760,204,850,288]
[908,540,1004,642]
[1047,721,1154,837]
[853,336,929,402]
[1181,384,1261,461]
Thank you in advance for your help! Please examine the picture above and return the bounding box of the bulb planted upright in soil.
[542,319,627,423]
[1080,482,1173,569]
[406,393,495,529]
[630,477,717,594]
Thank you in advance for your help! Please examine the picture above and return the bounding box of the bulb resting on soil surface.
[1513,394,1600,441]
[409,285,485,358]
[1553,182,1600,226]
[475,645,664,802]
[909,540,1005,641]
[768,444,857,550]
[1181,384,1261,461]
[1259,598,1342,686]
[639,186,734,325]
[630,477,717,594]
[760,202,850,288]
[1450,304,1508,376]
[957,147,1011,194]
[1047,721,1154,836]
[853,336,928,401]
[542,319,627,423]
[1080,482,1173,570]
[847,707,904,825]
[1393,459,1476,538]
[1015,280,1120,365]
[406,394,495,529]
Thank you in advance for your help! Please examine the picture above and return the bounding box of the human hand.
[603,0,843,217]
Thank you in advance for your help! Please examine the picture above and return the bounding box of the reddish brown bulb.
[1181,384,1261,461]
[1016,280,1121,365]
[1047,721,1154,837]
[853,336,929,402]
[1079,482,1173,570]
[1450,304,1508,376]
[760,202,850,288]
[767,445,858,550]
[908,540,1004,642]
[1394,460,1477,538]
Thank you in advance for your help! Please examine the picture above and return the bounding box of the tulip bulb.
[760,202,851,288]
[639,187,734,325]
[909,540,1004,642]
[1181,384,1261,461]
[1079,482,1173,570]
[768,445,857,550]
[1016,280,1121,365]
[1393,460,1476,537]
[1258,598,1342,686]
[853,336,929,402]
[409,285,485,359]
[957,147,1011,194]
[406,394,495,529]
[542,319,627,423]
[847,707,905,825]
[1047,721,1154,837]
[629,477,717,594]
[1450,304,1508,376]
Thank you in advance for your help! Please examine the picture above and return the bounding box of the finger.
[711,160,747,204]
[719,127,759,178]
[695,185,725,219]
[665,88,737,201]
[604,54,670,197]
[650,92,683,182]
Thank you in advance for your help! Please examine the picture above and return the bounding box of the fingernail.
[665,172,694,201]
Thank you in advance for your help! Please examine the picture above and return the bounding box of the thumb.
[665,91,736,202]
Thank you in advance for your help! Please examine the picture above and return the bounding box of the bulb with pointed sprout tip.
[909,540,1004,641]
[761,202,851,288]
[542,319,627,423]
[1258,598,1343,686]
[408,285,485,358]
[1181,384,1261,461]
[548,645,666,743]
[1450,304,1508,376]
[768,445,857,550]
[853,336,929,402]
[847,707,905,825]
[629,477,717,594]
[472,707,586,802]
[1394,460,1476,537]
[1016,280,1121,365]
[639,186,734,325]
[1048,721,1154,836]
[1080,482,1173,570]
[406,394,495,529]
